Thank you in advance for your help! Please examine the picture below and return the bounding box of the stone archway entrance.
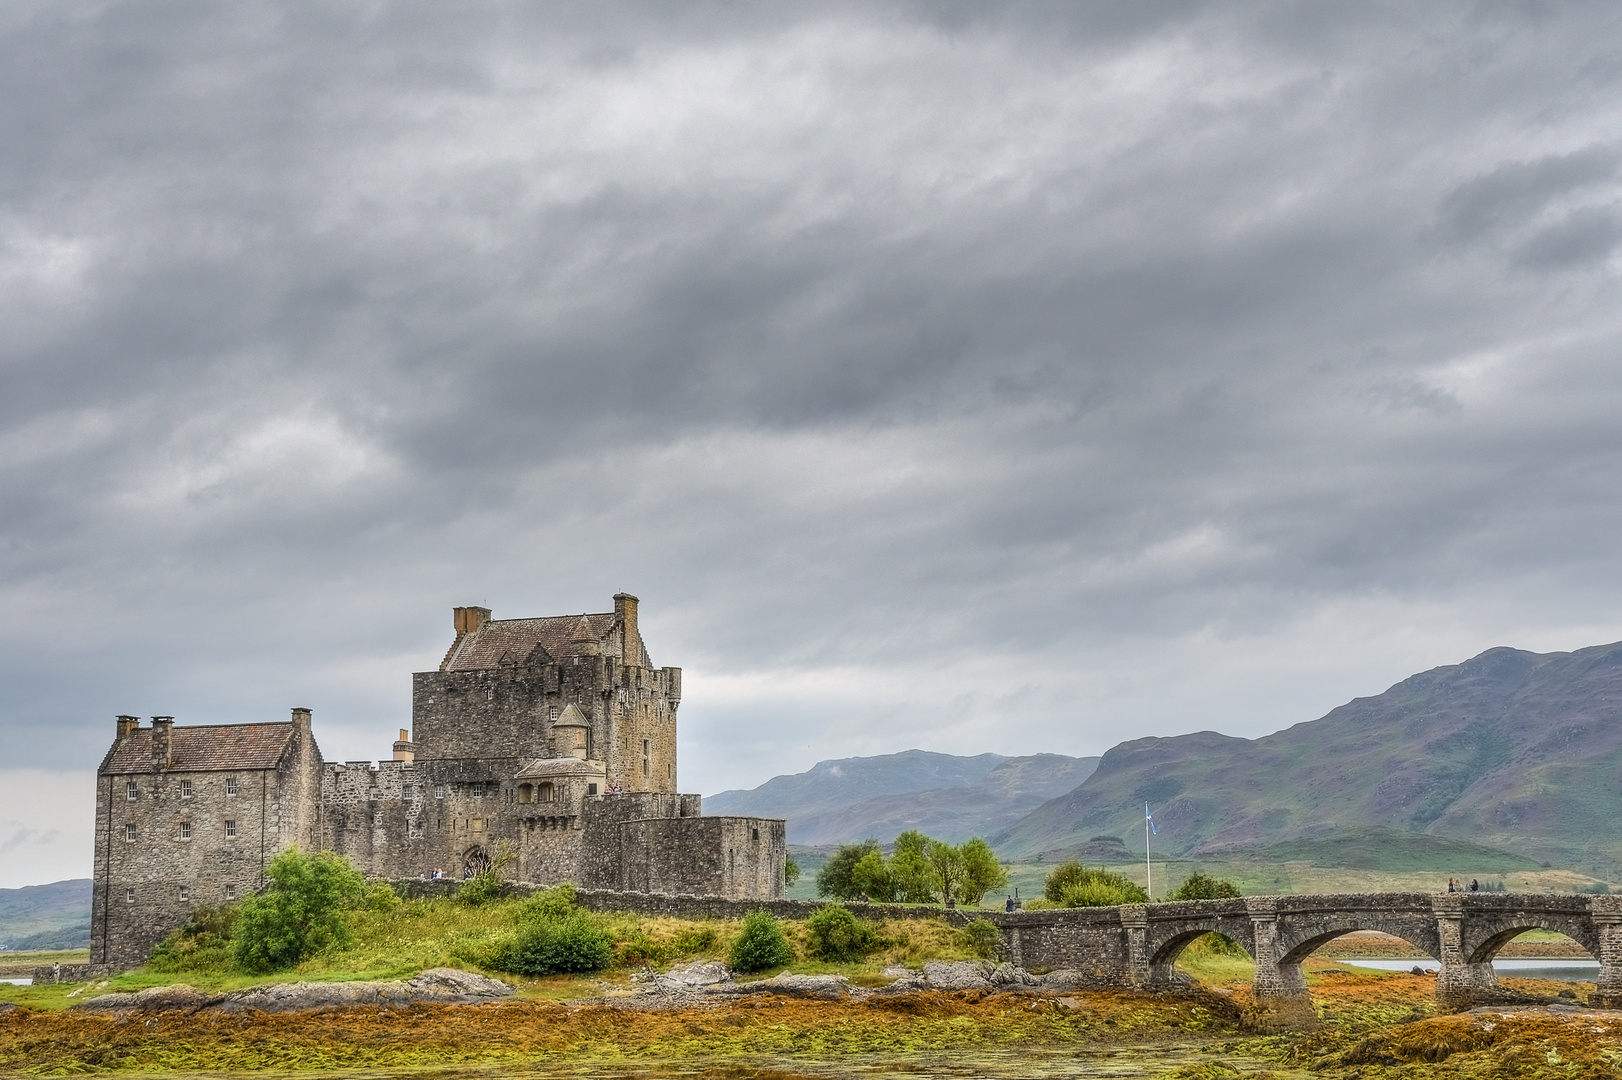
[462,845,491,878]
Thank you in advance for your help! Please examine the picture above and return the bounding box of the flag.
[1146,806,1157,835]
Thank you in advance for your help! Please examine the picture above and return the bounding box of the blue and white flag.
[1145,806,1158,835]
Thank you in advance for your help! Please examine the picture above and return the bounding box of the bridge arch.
[1463,920,1598,965]
[1278,924,1440,967]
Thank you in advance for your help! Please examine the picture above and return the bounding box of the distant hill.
[0,879,91,951]
[706,750,1099,845]
[992,642,1622,874]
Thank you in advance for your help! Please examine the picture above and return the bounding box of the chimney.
[116,715,140,739]
[291,707,312,739]
[614,593,639,666]
[392,728,414,763]
[150,716,174,768]
[454,606,492,634]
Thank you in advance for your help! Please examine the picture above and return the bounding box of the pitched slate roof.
[100,723,295,775]
[439,612,638,671]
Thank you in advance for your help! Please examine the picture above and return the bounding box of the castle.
[90,595,787,968]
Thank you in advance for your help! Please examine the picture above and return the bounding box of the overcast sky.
[3,2,1622,888]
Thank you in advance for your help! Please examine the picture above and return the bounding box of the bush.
[957,919,1002,960]
[234,849,365,973]
[503,911,612,975]
[149,904,239,974]
[1043,860,1086,902]
[784,855,801,887]
[1055,865,1148,908]
[805,903,882,962]
[1170,873,1241,901]
[728,909,794,973]
[362,882,402,911]
[458,868,509,907]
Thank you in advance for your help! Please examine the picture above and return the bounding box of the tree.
[891,831,937,903]
[1169,872,1240,900]
[816,840,882,899]
[784,854,801,887]
[927,840,966,906]
[956,838,1008,906]
[729,909,794,972]
[850,850,897,902]
[233,849,365,973]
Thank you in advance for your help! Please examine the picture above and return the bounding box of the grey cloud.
[2,3,1622,836]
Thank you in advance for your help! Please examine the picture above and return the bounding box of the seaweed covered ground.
[1,969,1619,1079]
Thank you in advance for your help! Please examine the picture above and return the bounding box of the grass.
[0,949,88,978]
[0,891,993,1013]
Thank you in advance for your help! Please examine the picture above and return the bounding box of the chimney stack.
[614,593,639,666]
[291,707,312,739]
[116,715,140,739]
[392,728,414,763]
[454,606,492,634]
[150,716,174,768]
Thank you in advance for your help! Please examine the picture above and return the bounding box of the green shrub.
[458,868,509,907]
[362,882,402,911]
[957,919,1002,960]
[1169,873,1241,901]
[728,909,794,973]
[503,910,612,975]
[1182,932,1247,958]
[784,855,801,887]
[804,903,882,962]
[518,882,580,921]
[234,849,365,973]
[1043,860,1086,902]
[149,904,239,974]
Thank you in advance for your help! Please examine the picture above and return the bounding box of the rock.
[655,961,731,988]
[77,983,217,1013]
[987,962,1038,986]
[729,973,851,999]
[75,968,514,1015]
[921,960,993,990]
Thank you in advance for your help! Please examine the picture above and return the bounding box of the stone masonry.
[90,595,787,969]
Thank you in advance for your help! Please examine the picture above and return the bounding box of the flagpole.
[1145,801,1152,899]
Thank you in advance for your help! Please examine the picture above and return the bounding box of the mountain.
[0,879,91,951]
[706,750,1099,845]
[992,642,1622,873]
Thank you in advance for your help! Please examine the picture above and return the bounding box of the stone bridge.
[990,893,1622,1021]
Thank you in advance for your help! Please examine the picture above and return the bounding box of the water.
[0,978,29,986]
[1342,957,1600,981]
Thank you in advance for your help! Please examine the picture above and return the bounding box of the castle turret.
[614,592,639,664]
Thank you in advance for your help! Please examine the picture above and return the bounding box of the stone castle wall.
[89,723,322,968]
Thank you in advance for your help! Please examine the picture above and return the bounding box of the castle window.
[587,783,598,796]
[373,811,383,826]
[125,781,138,801]
[224,820,236,839]
[752,828,760,842]
[178,885,190,901]
[518,784,533,804]
[538,782,555,803]
[124,823,137,841]
[549,706,559,719]
[473,784,483,798]
[225,884,236,900]
[125,887,135,903]
[180,780,194,798]
[434,784,445,799]
[369,788,380,800]
[226,776,238,796]
[179,821,192,840]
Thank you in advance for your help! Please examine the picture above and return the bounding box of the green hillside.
[992,642,1622,876]
[708,750,1098,844]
